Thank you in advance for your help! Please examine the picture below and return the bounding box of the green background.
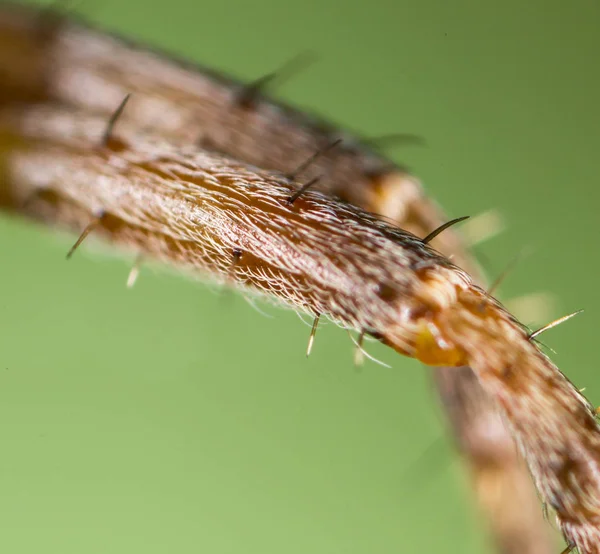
[1,0,598,552]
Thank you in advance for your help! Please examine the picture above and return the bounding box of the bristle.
[287,138,342,181]
[306,314,320,357]
[422,216,470,245]
[287,176,322,205]
[101,93,130,147]
[66,212,105,259]
[528,310,584,340]
[126,254,143,288]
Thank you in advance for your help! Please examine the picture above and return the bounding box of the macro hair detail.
[0,3,598,553]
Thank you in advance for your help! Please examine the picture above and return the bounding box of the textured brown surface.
[0,105,599,551]
[0,3,578,551]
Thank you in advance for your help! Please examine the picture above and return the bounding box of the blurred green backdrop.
[1,0,599,552]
